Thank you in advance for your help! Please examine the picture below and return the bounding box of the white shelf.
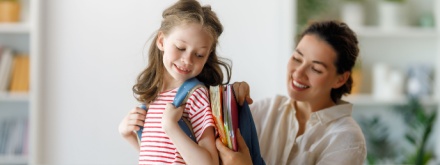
[0,23,30,34]
[0,92,29,102]
[0,155,28,164]
[352,26,438,38]
[343,94,438,106]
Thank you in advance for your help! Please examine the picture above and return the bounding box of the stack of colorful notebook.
[209,84,239,151]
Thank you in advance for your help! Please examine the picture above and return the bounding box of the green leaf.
[405,134,416,145]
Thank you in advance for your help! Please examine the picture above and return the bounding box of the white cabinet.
[0,0,40,164]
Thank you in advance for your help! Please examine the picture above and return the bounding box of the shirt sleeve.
[185,87,215,142]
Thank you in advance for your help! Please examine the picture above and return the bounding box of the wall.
[38,0,294,164]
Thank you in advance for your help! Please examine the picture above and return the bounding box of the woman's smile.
[293,80,310,89]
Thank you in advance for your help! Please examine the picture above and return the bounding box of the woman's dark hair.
[300,20,359,102]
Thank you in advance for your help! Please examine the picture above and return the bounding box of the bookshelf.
[0,0,40,164]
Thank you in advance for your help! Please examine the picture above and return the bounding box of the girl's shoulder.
[186,85,210,105]
[190,85,209,97]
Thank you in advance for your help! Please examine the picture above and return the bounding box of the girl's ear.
[156,31,165,51]
[332,71,350,89]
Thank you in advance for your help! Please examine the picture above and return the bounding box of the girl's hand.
[232,81,253,106]
[162,103,183,130]
[118,106,147,138]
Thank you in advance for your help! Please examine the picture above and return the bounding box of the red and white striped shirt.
[138,87,215,165]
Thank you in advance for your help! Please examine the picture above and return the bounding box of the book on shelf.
[0,48,13,92]
[0,0,21,23]
[9,55,29,93]
[0,117,28,157]
[209,84,239,151]
[0,47,30,94]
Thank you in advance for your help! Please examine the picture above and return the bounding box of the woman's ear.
[332,71,350,89]
[156,31,165,51]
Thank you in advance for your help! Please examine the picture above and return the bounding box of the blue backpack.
[136,78,265,165]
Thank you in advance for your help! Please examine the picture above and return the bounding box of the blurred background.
[0,0,438,164]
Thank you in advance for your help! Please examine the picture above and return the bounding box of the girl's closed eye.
[175,45,185,51]
[292,56,301,63]
[196,52,207,58]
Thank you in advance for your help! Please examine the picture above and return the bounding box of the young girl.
[118,0,231,164]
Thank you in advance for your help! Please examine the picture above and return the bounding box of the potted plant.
[0,0,20,23]
[393,98,437,165]
[378,0,407,29]
[359,98,437,164]
[358,116,398,164]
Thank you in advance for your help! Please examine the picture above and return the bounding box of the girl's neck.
[161,81,183,92]
[161,84,180,92]
[162,72,185,92]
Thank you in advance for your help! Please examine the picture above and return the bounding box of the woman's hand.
[216,129,253,165]
[232,81,253,106]
[118,106,147,138]
[162,103,183,131]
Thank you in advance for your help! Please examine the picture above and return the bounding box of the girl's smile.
[174,64,192,74]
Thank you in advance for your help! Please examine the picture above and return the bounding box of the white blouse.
[250,95,366,165]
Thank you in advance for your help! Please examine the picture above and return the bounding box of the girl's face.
[287,34,348,103]
[157,23,213,89]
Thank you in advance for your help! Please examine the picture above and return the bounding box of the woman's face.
[287,34,347,103]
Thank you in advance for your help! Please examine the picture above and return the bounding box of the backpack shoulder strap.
[173,78,205,107]
[136,104,147,145]
[174,78,206,143]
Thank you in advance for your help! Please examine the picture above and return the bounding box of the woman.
[219,20,366,165]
